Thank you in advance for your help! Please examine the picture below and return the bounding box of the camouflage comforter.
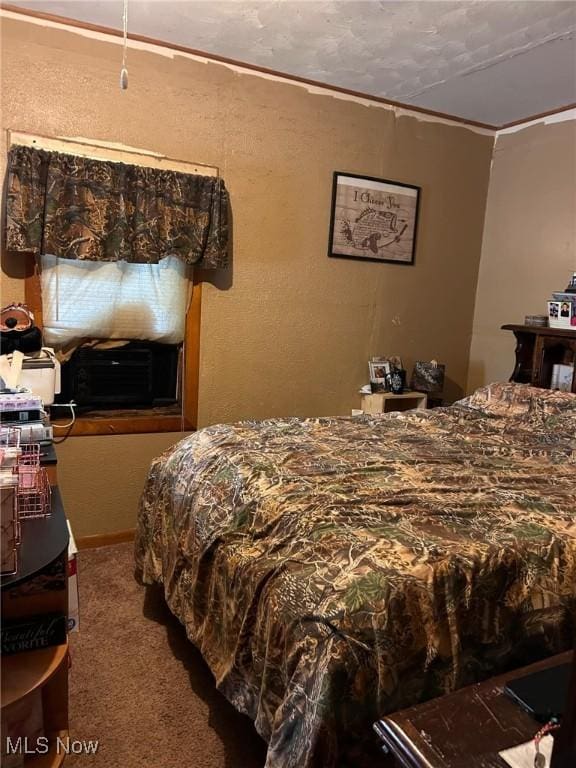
[135,383,576,768]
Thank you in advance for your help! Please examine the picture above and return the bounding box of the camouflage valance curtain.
[6,145,229,268]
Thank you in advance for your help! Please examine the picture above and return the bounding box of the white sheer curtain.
[40,255,189,347]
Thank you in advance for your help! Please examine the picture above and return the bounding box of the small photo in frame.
[369,360,390,392]
[548,300,571,328]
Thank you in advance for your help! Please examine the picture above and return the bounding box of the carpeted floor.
[67,542,267,768]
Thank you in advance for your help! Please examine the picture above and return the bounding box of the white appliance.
[0,349,61,406]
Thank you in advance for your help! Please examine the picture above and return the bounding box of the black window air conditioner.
[59,342,179,409]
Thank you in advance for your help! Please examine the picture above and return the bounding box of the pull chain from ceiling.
[120,0,128,90]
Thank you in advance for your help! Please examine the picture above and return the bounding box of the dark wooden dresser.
[374,652,574,768]
[502,325,576,392]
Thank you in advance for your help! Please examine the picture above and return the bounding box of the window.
[24,254,202,436]
[40,255,189,347]
[8,137,226,436]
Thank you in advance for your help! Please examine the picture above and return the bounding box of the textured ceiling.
[6,0,576,125]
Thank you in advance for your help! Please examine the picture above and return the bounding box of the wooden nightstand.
[374,652,573,768]
[361,391,427,415]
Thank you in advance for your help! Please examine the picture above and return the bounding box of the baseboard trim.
[77,528,136,550]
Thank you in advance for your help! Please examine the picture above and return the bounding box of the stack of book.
[0,393,52,444]
[524,314,548,327]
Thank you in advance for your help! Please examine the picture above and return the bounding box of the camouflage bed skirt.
[135,383,576,768]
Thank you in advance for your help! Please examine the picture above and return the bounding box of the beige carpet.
[67,542,267,768]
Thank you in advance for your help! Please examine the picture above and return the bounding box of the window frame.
[24,254,201,436]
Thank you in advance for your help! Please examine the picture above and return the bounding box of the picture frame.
[548,300,572,329]
[368,357,402,392]
[411,361,445,395]
[369,361,389,392]
[328,172,421,265]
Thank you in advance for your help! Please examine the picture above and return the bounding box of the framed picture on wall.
[328,172,421,265]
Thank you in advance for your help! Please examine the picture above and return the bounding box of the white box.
[0,350,61,406]
[67,520,80,632]
[551,364,574,392]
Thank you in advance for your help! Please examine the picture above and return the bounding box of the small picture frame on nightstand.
[369,357,403,392]
[369,360,390,392]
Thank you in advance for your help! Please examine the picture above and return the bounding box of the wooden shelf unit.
[360,390,428,415]
[1,644,69,767]
[1,643,68,710]
[1,455,70,766]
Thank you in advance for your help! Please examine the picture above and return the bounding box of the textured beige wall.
[1,16,494,536]
[53,433,182,537]
[468,119,576,391]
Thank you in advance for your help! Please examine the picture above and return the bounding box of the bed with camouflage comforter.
[135,383,576,768]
